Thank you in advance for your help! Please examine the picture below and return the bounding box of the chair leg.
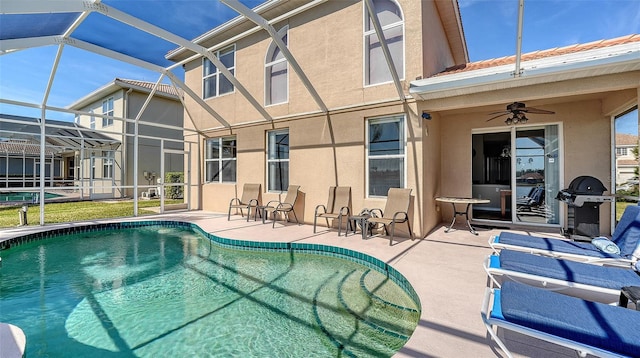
[291,210,299,224]
[313,215,318,233]
[389,222,395,246]
[338,215,343,236]
[228,207,232,221]
[272,210,277,228]
[407,220,414,240]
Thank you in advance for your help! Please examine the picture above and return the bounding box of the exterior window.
[265,26,288,106]
[205,136,237,183]
[267,129,289,192]
[364,0,404,86]
[367,115,405,196]
[617,147,628,156]
[203,45,235,99]
[89,112,96,129]
[102,151,113,179]
[102,98,114,127]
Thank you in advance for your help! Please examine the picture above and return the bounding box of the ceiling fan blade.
[486,113,507,122]
[488,110,509,115]
[523,107,555,114]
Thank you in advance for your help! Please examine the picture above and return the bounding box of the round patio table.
[436,197,490,235]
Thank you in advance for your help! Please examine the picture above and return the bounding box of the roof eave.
[409,50,640,101]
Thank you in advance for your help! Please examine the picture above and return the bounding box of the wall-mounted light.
[421,111,431,120]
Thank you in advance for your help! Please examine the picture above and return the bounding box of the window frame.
[264,26,289,106]
[366,114,407,197]
[204,136,237,183]
[102,151,113,179]
[267,129,290,192]
[362,0,405,87]
[102,98,114,127]
[202,45,236,99]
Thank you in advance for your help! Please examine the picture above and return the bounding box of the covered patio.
[0,210,584,358]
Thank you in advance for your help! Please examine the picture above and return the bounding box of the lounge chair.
[482,281,640,358]
[228,183,261,221]
[489,204,640,267]
[368,188,414,246]
[264,185,301,228]
[313,186,351,236]
[484,249,640,304]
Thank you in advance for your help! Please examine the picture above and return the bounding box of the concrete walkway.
[0,210,591,357]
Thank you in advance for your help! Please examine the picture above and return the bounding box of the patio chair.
[489,204,640,267]
[264,185,301,228]
[368,188,414,246]
[484,249,640,305]
[482,281,640,358]
[228,183,261,221]
[313,186,351,236]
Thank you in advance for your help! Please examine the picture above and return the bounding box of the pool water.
[0,225,420,357]
[0,191,61,202]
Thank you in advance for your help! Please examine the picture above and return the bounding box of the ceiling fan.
[487,102,555,125]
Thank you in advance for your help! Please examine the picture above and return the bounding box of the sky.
[0,0,639,128]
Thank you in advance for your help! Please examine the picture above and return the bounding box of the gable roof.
[410,34,640,101]
[67,78,181,110]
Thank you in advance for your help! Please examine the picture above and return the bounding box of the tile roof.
[115,78,180,97]
[436,34,640,76]
[0,140,58,156]
[616,133,639,146]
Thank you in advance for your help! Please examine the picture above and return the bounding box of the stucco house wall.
[180,0,459,238]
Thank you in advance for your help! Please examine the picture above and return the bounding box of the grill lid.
[566,175,607,195]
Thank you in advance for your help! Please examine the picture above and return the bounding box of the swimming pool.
[0,191,62,202]
[0,221,420,357]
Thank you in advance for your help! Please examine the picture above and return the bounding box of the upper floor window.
[265,26,289,106]
[367,115,405,196]
[89,112,96,129]
[205,136,237,183]
[102,98,114,127]
[203,45,235,99]
[267,129,289,192]
[364,0,404,86]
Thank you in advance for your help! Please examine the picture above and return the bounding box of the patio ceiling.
[0,0,411,130]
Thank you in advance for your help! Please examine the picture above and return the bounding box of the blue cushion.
[497,232,620,259]
[499,250,640,290]
[611,205,640,258]
[500,281,640,357]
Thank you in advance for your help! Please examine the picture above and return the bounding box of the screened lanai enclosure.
[0,0,274,226]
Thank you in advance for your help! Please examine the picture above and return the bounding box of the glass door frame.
[471,121,564,228]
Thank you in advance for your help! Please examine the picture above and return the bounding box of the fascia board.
[410,45,640,100]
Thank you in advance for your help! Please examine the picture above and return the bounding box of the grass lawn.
[0,199,182,228]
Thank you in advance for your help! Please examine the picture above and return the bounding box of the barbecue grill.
[556,176,614,240]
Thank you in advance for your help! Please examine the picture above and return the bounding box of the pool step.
[312,269,419,357]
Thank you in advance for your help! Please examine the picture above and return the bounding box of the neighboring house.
[166,0,639,237]
[615,132,639,188]
[0,114,120,189]
[68,78,185,199]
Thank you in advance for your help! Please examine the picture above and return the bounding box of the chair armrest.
[265,199,281,207]
[339,206,350,216]
[315,204,327,216]
[391,211,409,223]
[248,199,259,207]
[276,203,293,211]
[229,197,241,206]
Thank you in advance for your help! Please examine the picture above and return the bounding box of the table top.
[435,197,491,204]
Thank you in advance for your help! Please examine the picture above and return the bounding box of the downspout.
[122,88,132,198]
[514,0,525,77]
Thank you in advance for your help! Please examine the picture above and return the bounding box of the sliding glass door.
[513,125,560,225]
[472,124,561,226]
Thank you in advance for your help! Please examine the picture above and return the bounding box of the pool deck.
[0,210,591,358]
